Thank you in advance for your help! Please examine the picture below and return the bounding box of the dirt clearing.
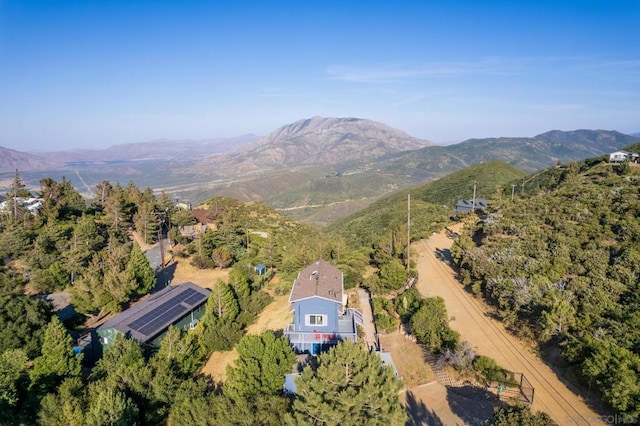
[199,290,292,383]
[379,331,435,387]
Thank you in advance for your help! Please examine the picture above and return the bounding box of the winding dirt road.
[414,225,604,425]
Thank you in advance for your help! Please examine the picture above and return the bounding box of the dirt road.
[414,225,603,425]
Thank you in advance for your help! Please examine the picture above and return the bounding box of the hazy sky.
[1,1,638,151]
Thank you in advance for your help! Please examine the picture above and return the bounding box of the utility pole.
[521,177,525,194]
[157,209,167,269]
[407,193,411,270]
[472,181,477,212]
[158,214,165,269]
[511,184,516,202]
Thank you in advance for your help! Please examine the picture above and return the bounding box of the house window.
[305,314,327,327]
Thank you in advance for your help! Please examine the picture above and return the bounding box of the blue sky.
[1,1,638,151]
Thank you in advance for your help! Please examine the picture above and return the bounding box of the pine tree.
[101,184,129,236]
[206,280,239,321]
[93,180,113,210]
[38,377,87,426]
[225,332,296,399]
[102,243,136,307]
[128,242,157,296]
[86,381,138,426]
[133,201,159,244]
[0,348,28,409]
[229,268,250,300]
[292,340,406,425]
[6,169,29,222]
[89,334,151,422]
[30,316,82,392]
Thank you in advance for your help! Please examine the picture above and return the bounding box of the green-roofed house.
[97,282,210,351]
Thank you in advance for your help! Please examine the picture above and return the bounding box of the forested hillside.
[450,152,640,416]
[327,161,524,250]
[0,171,402,424]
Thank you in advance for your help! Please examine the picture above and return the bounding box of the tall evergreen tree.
[228,268,251,300]
[38,377,87,426]
[225,332,296,399]
[93,180,113,210]
[291,340,406,425]
[30,316,82,392]
[90,334,152,423]
[0,348,28,411]
[86,381,138,426]
[128,242,157,296]
[206,280,239,321]
[0,294,51,358]
[6,169,30,223]
[133,201,159,244]
[101,184,129,237]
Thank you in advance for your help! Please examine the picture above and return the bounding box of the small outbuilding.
[97,282,210,350]
[255,263,267,275]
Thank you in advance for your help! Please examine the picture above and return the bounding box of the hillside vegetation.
[450,151,640,416]
[3,123,635,228]
[326,161,525,249]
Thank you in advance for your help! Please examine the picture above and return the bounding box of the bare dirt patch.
[245,294,292,335]
[199,287,292,383]
[379,331,435,388]
[199,348,238,383]
[169,258,230,289]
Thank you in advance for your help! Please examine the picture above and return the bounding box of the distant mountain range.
[1,117,638,226]
[0,146,52,172]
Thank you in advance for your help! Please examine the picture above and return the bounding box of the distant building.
[178,224,207,240]
[175,200,192,211]
[455,199,489,214]
[0,197,43,215]
[255,263,267,275]
[609,150,639,163]
[97,282,210,350]
[284,260,363,355]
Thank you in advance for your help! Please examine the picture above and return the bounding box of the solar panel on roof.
[136,304,187,336]
[123,286,207,340]
[183,292,207,306]
[173,288,198,303]
[128,291,194,332]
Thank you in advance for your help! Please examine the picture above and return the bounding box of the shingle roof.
[191,209,212,224]
[289,260,343,303]
[99,282,210,343]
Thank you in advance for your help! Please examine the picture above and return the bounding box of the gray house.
[97,282,210,350]
[455,199,489,214]
[284,260,363,354]
[609,150,639,163]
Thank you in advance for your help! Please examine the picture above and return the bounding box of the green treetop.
[291,340,406,425]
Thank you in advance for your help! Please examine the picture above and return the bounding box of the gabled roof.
[289,260,343,304]
[99,282,210,343]
[191,209,212,224]
[455,199,489,212]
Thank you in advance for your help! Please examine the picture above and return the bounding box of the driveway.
[413,225,604,425]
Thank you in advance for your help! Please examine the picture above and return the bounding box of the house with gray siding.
[609,150,639,163]
[284,260,363,354]
[97,282,210,351]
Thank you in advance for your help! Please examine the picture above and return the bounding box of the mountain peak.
[232,116,432,168]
